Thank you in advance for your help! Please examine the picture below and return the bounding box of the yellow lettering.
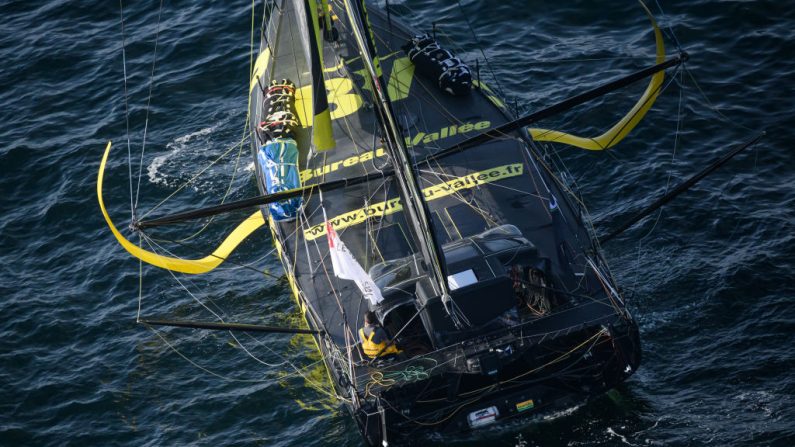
[295,122,490,181]
[359,151,373,162]
[387,57,415,101]
[475,121,490,130]
[298,147,390,182]
[295,77,363,127]
[303,163,523,240]
[422,133,439,143]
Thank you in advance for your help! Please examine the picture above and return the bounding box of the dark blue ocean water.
[1,1,793,446]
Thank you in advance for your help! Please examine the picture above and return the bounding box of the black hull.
[249,1,646,445]
[348,310,640,445]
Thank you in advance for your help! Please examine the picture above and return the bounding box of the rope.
[385,393,482,426]
[411,328,608,408]
[365,357,446,397]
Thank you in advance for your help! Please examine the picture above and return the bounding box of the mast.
[341,0,466,327]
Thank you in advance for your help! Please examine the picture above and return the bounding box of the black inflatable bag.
[403,34,472,96]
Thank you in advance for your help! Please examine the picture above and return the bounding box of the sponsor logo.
[300,147,387,183]
[303,163,523,240]
[406,120,491,146]
[515,398,535,412]
[299,121,491,182]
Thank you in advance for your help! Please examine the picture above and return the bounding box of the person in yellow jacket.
[359,311,400,359]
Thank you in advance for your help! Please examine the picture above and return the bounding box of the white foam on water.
[541,404,582,421]
[733,390,777,418]
[606,426,638,446]
[147,125,218,187]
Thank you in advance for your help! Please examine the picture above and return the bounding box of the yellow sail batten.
[307,0,336,151]
[528,2,666,151]
[312,108,336,150]
[97,141,266,274]
[320,0,333,32]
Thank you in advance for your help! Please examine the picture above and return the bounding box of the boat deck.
[250,0,600,361]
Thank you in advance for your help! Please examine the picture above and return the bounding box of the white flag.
[326,221,384,305]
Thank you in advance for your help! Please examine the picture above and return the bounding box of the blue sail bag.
[258,137,302,220]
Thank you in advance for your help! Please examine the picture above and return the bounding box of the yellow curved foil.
[97,141,266,274]
[528,2,665,150]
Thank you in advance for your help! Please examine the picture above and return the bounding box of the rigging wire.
[136,0,260,225]
[141,237,349,395]
[146,234,299,377]
[169,141,249,244]
[631,67,686,295]
[653,0,684,53]
[454,0,507,99]
[117,0,702,409]
[141,230,281,280]
[146,325,271,383]
[136,133,250,220]
[521,56,654,64]
[652,0,751,135]
[178,0,260,239]
[118,0,134,221]
[683,67,755,133]
[134,0,165,213]
[566,61,685,291]
[143,236,235,318]
[528,61,682,264]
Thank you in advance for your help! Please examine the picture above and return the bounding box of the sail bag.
[403,34,472,96]
[258,138,303,221]
[259,79,298,140]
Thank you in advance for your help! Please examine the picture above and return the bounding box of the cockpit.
[367,224,563,354]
